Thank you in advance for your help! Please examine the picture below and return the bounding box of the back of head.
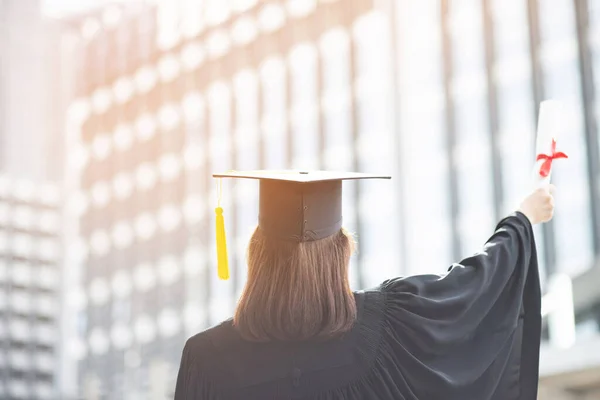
[234,227,357,342]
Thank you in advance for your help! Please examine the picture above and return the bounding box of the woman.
[175,170,554,400]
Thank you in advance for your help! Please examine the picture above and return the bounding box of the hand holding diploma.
[519,100,568,224]
[532,100,569,188]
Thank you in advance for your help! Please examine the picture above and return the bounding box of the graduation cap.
[212,170,391,280]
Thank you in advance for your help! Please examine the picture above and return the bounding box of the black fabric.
[175,212,541,399]
[259,179,343,242]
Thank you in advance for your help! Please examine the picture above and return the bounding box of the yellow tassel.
[215,206,229,280]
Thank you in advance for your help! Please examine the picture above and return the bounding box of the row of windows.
[76,149,203,210]
[0,350,54,373]
[0,380,54,400]
[83,305,202,356]
[0,203,60,233]
[74,18,360,129]
[78,238,254,310]
[0,319,56,345]
[0,232,60,261]
[84,203,204,256]
[0,177,60,206]
[0,290,58,316]
[0,261,58,289]
[84,0,337,56]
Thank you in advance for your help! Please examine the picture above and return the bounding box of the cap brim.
[212,170,391,183]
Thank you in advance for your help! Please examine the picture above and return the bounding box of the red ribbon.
[536,138,568,178]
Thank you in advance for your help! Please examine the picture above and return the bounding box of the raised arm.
[381,185,555,340]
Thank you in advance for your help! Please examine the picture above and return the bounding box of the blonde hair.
[233,227,357,342]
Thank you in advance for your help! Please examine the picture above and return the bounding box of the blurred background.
[1,0,599,398]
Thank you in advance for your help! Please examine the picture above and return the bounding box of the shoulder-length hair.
[233,227,357,342]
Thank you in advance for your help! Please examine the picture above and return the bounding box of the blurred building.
[0,175,61,399]
[0,1,73,399]
[60,0,600,399]
[0,0,66,182]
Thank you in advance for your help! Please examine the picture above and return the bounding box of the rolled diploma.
[533,100,564,188]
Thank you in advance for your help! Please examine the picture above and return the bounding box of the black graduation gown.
[175,212,541,399]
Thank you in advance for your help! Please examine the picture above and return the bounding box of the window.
[353,11,401,285]
[134,213,157,241]
[233,69,259,170]
[89,328,110,355]
[0,202,10,226]
[11,262,31,287]
[182,195,205,225]
[289,43,319,170]
[183,302,206,336]
[11,290,31,314]
[89,277,110,306]
[113,172,134,200]
[320,28,353,171]
[538,0,594,274]
[260,57,287,168]
[133,263,157,292]
[183,246,205,276]
[112,270,132,298]
[181,0,205,38]
[91,181,111,208]
[206,30,231,59]
[0,260,6,283]
[110,324,133,349]
[157,255,181,285]
[158,308,181,337]
[12,206,35,230]
[448,0,495,256]
[157,204,182,232]
[258,3,286,33]
[112,221,134,249]
[13,234,35,258]
[38,210,60,234]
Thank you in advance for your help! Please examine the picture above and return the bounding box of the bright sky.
[42,0,110,18]
[43,0,161,18]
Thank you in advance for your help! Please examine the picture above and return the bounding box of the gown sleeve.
[380,211,541,399]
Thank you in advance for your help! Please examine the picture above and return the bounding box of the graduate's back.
[175,171,554,399]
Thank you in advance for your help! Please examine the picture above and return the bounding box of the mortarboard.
[212,170,391,280]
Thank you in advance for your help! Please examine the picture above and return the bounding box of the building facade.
[0,175,61,399]
[63,0,600,399]
[0,0,65,182]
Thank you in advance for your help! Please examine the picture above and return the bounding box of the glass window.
[320,28,353,171]
[590,0,600,154]
[205,0,231,26]
[88,327,109,355]
[233,69,259,170]
[538,0,595,275]
[89,277,110,306]
[181,0,205,38]
[133,314,157,344]
[448,0,495,256]
[491,0,549,278]
[353,11,401,287]
[11,261,32,287]
[156,2,181,50]
[289,43,319,169]
[0,260,6,283]
[183,302,207,337]
[395,1,453,275]
[260,57,287,168]
[11,290,31,314]
[158,308,182,338]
